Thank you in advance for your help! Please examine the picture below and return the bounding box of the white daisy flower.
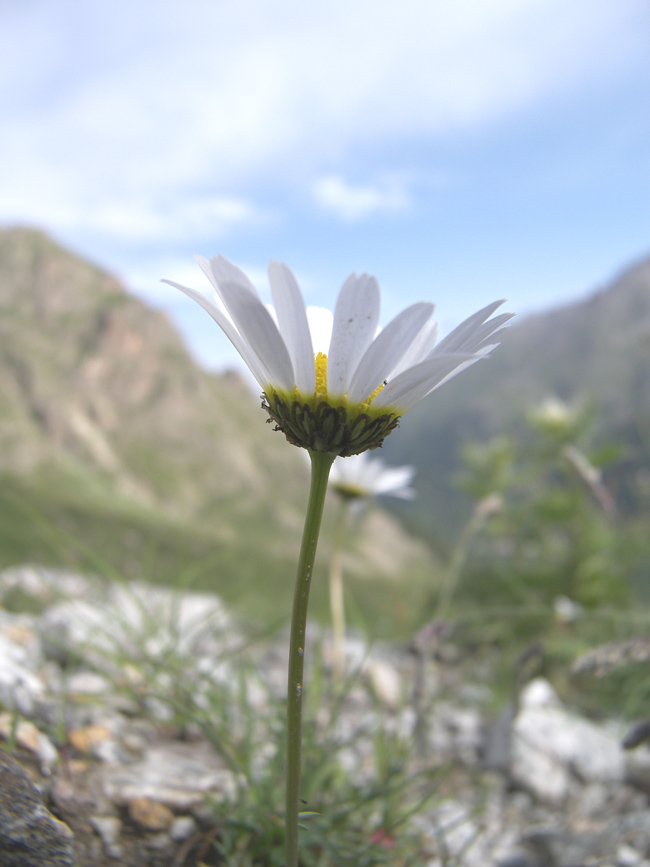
[330,452,416,501]
[164,256,513,456]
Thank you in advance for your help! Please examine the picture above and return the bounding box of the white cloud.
[2,0,645,192]
[313,175,411,222]
[0,0,646,263]
[0,185,266,246]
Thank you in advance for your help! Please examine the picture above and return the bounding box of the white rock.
[520,677,563,710]
[170,816,198,841]
[511,678,626,803]
[0,634,46,715]
[617,843,645,867]
[418,799,490,867]
[67,671,113,696]
[428,702,484,763]
[102,743,245,810]
[40,581,235,673]
[90,815,123,860]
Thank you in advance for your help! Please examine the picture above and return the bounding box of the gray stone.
[523,825,615,867]
[484,702,517,772]
[170,815,198,841]
[0,714,59,771]
[418,799,491,867]
[40,581,234,667]
[66,671,112,697]
[616,843,646,867]
[496,854,543,867]
[0,565,91,605]
[426,701,484,764]
[145,832,172,850]
[0,748,75,867]
[101,741,244,810]
[576,782,611,817]
[0,634,45,716]
[89,815,122,860]
[626,743,650,790]
[615,810,650,855]
[511,678,626,803]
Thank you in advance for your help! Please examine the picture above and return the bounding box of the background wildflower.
[329,453,417,677]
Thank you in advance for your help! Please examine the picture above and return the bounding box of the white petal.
[388,319,439,379]
[374,467,416,497]
[373,353,477,412]
[389,487,417,500]
[162,280,271,388]
[347,302,434,402]
[216,280,295,392]
[331,453,367,483]
[424,353,490,395]
[268,261,315,394]
[327,274,381,398]
[362,458,385,487]
[201,254,260,298]
[432,301,506,354]
[456,312,515,352]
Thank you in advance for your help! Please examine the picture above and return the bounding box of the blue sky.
[1,0,649,370]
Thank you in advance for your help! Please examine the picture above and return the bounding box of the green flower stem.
[329,498,350,680]
[285,449,336,867]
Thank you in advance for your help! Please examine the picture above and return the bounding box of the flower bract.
[164,257,513,456]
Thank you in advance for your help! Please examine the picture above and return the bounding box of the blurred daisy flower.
[327,452,416,677]
[329,452,416,502]
[165,257,513,456]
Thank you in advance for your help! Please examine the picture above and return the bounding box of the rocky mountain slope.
[0,226,306,519]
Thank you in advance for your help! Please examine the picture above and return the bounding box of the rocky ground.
[1,564,650,867]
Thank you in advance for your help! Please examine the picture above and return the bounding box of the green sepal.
[262,390,400,456]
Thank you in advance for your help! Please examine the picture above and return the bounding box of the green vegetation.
[0,467,439,639]
[425,399,650,717]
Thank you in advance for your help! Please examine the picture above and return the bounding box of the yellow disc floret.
[314,352,328,400]
[308,351,384,407]
[362,380,385,410]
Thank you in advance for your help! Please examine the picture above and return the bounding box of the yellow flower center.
[364,380,385,408]
[315,351,328,399]
[311,352,384,408]
[266,353,398,455]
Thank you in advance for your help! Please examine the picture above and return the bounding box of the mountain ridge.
[0,225,307,516]
[382,251,650,540]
